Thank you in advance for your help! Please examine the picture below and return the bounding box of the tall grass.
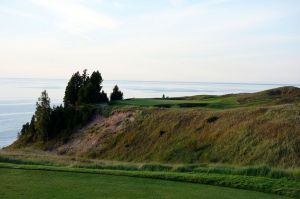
[0,162,299,198]
[0,153,299,181]
[85,104,300,168]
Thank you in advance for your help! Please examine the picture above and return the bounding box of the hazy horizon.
[0,76,300,86]
[0,0,299,83]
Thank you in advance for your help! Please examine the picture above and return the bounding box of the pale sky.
[0,0,299,83]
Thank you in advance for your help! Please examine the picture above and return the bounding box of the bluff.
[53,87,300,168]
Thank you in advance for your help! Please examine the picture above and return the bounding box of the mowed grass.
[111,96,239,109]
[111,86,300,109]
[0,168,291,199]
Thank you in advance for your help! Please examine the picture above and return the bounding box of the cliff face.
[55,103,300,168]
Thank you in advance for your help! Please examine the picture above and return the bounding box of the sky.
[0,0,299,84]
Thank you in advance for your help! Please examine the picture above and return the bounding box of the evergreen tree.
[49,105,65,139]
[81,69,89,84]
[78,82,94,104]
[19,123,30,138]
[99,90,109,103]
[19,115,36,141]
[78,70,107,104]
[110,85,123,101]
[29,115,36,134]
[90,71,103,103]
[35,90,51,141]
[64,71,83,106]
[18,70,113,145]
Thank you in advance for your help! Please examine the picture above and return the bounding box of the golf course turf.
[0,167,291,199]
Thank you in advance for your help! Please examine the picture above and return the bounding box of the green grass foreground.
[0,162,299,198]
[0,165,294,199]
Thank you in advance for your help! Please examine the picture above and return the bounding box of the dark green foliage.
[64,72,83,106]
[178,103,208,107]
[99,90,109,103]
[17,70,111,145]
[19,91,51,143]
[48,105,67,139]
[78,82,95,104]
[110,85,123,101]
[18,116,36,142]
[154,104,172,108]
[34,90,51,141]
[64,70,108,106]
[48,105,96,140]
[18,94,96,144]
[140,164,173,171]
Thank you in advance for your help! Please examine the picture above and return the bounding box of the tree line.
[64,69,123,106]
[18,70,123,144]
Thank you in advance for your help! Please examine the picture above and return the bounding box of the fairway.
[0,168,290,199]
[112,97,238,109]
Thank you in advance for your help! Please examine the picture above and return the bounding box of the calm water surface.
[0,78,298,148]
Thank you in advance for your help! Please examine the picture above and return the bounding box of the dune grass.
[0,162,299,198]
[1,150,299,181]
[76,87,300,169]
[82,104,300,168]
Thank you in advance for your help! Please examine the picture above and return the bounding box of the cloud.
[30,0,118,33]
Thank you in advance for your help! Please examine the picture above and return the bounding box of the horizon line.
[0,76,299,86]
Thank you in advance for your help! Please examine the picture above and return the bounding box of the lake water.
[0,78,298,148]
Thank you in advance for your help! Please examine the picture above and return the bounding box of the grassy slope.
[0,163,297,198]
[56,103,300,168]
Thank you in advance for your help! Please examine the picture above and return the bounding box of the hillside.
[54,104,300,168]
[48,86,300,168]
[9,86,300,168]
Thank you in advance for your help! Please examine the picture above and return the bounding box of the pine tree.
[78,70,107,104]
[64,71,83,106]
[78,82,94,104]
[99,90,109,103]
[81,69,89,84]
[89,71,103,103]
[35,90,51,141]
[110,85,123,101]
